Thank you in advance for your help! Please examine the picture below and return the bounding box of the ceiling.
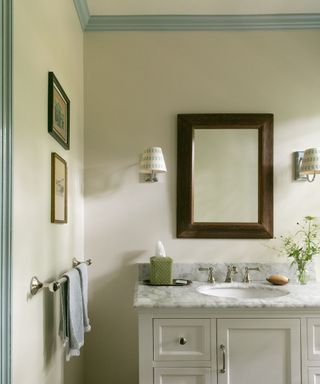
[86,0,320,16]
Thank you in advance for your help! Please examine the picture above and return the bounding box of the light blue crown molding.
[73,0,90,30]
[72,0,320,31]
[85,13,320,31]
[0,0,12,383]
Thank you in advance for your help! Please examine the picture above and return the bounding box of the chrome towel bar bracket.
[72,257,92,268]
[30,258,92,296]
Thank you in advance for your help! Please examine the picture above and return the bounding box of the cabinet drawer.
[308,367,320,383]
[307,318,320,360]
[153,319,210,361]
[154,368,211,384]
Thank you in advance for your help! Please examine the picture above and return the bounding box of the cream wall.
[84,30,320,383]
[13,1,84,383]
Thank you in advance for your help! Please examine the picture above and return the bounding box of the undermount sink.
[197,284,289,300]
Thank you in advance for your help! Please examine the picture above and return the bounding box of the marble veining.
[135,262,320,309]
[134,281,320,309]
[138,262,316,283]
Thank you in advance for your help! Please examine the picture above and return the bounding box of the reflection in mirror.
[194,128,258,222]
[177,114,273,239]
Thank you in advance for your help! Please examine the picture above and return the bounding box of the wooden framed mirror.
[177,114,273,239]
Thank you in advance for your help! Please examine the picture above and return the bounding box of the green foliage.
[280,216,320,281]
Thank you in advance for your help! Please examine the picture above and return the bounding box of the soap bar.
[266,274,289,285]
[150,256,173,285]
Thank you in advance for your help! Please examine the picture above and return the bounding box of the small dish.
[143,279,192,286]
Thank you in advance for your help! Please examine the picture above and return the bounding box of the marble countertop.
[134,281,320,310]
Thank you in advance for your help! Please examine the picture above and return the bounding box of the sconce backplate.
[294,151,307,181]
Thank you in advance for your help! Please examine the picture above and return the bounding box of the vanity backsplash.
[138,262,316,283]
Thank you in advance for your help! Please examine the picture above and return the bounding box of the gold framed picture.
[51,153,67,224]
[48,72,70,149]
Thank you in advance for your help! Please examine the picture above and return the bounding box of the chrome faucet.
[199,267,215,284]
[242,266,260,283]
[224,265,238,283]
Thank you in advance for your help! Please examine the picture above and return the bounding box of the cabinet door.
[154,368,211,384]
[217,319,301,384]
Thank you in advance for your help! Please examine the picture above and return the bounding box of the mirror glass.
[194,128,258,222]
[177,114,273,239]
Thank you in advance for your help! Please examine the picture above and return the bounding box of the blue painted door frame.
[0,0,12,383]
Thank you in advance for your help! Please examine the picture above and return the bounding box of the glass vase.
[296,265,309,285]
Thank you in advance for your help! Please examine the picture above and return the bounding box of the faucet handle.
[243,266,260,283]
[225,264,238,283]
[229,265,238,273]
[199,267,215,284]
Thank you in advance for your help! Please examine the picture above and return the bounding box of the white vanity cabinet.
[138,312,320,384]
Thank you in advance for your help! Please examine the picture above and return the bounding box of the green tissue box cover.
[150,256,173,285]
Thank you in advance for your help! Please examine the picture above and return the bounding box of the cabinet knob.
[179,337,187,345]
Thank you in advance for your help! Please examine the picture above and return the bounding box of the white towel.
[76,263,91,332]
[59,269,84,361]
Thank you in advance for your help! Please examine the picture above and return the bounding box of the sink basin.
[197,284,289,300]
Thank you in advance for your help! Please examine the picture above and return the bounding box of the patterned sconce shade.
[300,148,320,182]
[139,147,167,182]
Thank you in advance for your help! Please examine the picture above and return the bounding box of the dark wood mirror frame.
[177,113,274,239]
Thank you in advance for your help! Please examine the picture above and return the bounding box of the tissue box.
[150,256,173,285]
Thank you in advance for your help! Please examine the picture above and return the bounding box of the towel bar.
[30,258,92,296]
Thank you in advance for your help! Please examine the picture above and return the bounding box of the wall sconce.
[294,148,320,182]
[139,147,167,182]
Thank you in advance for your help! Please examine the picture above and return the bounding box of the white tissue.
[155,241,166,257]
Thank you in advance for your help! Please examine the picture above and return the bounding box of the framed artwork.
[51,153,67,224]
[48,72,70,149]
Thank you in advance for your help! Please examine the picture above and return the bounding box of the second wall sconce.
[294,148,320,182]
[139,147,167,182]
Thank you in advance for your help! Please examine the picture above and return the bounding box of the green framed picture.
[48,72,70,150]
